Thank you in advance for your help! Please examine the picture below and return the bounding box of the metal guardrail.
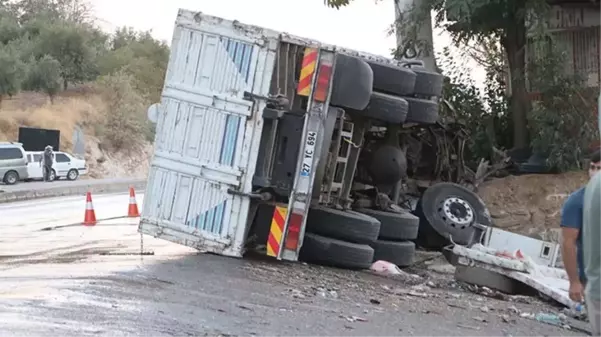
[0,178,146,204]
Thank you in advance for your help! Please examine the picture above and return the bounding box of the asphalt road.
[0,194,589,336]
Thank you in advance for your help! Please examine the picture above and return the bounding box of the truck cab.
[139,9,493,269]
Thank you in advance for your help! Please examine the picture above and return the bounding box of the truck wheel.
[330,54,373,110]
[306,206,380,244]
[414,182,493,250]
[371,240,415,267]
[362,92,408,124]
[356,209,419,240]
[300,233,374,269]
[367,61,416,96]
[405,97,439,124]
[411,67,444,97]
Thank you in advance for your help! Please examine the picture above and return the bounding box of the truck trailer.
[139,9,493,269]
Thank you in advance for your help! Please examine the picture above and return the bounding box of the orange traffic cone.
[83,191,97,226]
[128,187,140,217]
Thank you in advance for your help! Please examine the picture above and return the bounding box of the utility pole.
[393,0,437,71]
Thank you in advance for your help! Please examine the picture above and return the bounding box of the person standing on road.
[583,162,600,336]
[560,150,601,303]
[42,145,54,182]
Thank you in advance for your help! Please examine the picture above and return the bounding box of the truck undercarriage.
[247,40,494,269]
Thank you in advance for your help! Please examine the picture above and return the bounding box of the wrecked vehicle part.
[367,144,408,186]
[409,66,444,98]
[367,61,416,96]
[305,206,381,245]
[414,182,493,250]
[450,243,580,310]
[356,208,419,241]
[330,54,373,110]
[299,233,374,269]
[146,10,494,271]
[358,92,409,124]
[404,97,439,124]
[371,240,415,267]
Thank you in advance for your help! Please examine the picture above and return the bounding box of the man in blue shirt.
[561,150,601,303]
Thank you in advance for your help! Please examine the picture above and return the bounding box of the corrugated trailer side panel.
[139,10,279,257]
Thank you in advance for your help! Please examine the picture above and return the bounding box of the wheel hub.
[437,197,474,229]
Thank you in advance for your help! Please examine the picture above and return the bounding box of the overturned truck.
[140,10,493,269]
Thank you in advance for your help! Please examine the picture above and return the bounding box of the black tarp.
[18,127,60,152]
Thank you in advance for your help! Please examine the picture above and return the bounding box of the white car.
[25,151,88,181]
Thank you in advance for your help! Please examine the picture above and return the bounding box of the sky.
[90,0,486,87]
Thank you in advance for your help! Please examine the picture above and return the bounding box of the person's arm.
[562,227,580,283]
[561,192,584,302]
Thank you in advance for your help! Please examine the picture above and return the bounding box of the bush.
[527,40,598,171]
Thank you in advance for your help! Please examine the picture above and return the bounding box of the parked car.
[25,151,87,181]
[0,142,28,185]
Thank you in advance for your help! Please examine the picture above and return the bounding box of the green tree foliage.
[35,20,101,89]
[0,0,168,151]
[99,28,169,101]
[438,45,511,164]
[0,47,25,105]
[0,0,168,107]
[24,54,62,101]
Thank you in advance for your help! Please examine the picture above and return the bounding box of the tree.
[0,48,24,106]
[24,54,62,102]
[324,0,550,150]
[0,8,20,44]
[16,0,92,24]
[98,28,169,101]
[35,20,98,89]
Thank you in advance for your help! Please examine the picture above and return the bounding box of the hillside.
[0,89,152,179]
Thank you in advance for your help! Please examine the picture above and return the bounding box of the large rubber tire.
[300,233,374,270]
[3,171,18,185]
[362,92,408,124]
[411,67,444,97]
[414,182,493,250]
[356,209,419,240]
[367,61,416,96]
[330,54,373,110]
[306,206,381,244]
[371,240,415,267]
[405,97,439,124]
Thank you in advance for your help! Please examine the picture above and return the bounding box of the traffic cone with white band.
[83,191,97,226]
[128,187,140,217]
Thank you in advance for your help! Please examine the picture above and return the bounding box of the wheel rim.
[50,171,55,180]
[7,175,16,183]
[69,171,77,179]
[437,196,475,230]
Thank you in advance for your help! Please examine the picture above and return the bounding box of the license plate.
[300,131,317,177]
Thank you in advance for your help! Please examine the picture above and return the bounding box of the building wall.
[527,4,600,89]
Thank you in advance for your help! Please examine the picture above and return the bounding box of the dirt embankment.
[0,90,152,179]
[477,171,589,241]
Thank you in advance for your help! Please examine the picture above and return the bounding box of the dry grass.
[0,88,151,179]
[0,90,103,150]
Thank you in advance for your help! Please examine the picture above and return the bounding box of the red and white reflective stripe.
[129,197,136,204]
[86,201,94,210]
